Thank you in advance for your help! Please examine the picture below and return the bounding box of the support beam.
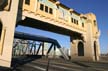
[33,42,36,55]
[47,44,53,55]
[53,45,56,58]
[36,43,42,55]
[42,42,44,56]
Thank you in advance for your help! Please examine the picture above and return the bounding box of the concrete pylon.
[0,0,19,67]
[70,13,100,61]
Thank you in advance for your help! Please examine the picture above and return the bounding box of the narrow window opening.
[71,18,74,23]
[82,23,84,27]
[45,6,48,13]
[76,20,78,25]
[40,4,44,11]
[94,20,97,26]
[74,19,76,24]
[25,0,30,5]
[49,8,53,14]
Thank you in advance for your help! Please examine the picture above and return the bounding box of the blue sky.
[16,0,108,54]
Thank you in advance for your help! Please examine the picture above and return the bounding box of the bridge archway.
[94,41,97,61]
[0,20,3,40]
[78,41,84,56]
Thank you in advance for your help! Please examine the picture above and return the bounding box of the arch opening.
[78,41,84,56]
[94,41,97,61]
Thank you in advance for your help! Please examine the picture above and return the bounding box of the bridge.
[13,31,69,60]
[0,0,100,67]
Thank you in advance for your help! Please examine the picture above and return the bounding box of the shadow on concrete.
[72,61,90,67]
[11,55,44,71]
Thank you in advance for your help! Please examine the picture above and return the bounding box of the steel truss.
[12,32,69,60]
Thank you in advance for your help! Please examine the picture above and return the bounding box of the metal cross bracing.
[13,39,54,57]
[12,31,69,60]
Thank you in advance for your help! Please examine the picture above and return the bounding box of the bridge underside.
[17,17,82,40]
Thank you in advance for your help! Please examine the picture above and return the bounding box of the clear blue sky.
[16,0,108,54]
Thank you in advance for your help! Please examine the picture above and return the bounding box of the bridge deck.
[0,57,108,71]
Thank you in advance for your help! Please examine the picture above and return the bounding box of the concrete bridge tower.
[0,0,19,67]
[0,0,100,67]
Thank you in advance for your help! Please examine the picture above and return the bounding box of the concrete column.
[84,21,94,61]
[70,38,78,60]
[0,0,19,67]
[94,39,100,61]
